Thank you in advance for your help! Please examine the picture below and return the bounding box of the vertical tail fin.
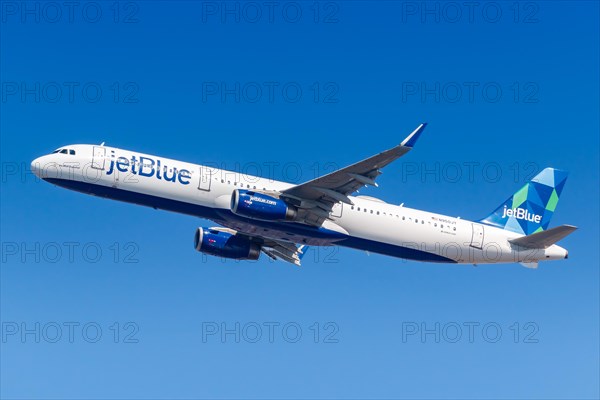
[479,168,568,235]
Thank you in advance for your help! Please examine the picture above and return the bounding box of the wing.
[281,123,427,225]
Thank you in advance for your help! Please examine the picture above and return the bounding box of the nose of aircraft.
[31,156,47,178]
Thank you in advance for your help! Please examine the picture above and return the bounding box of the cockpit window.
[52,148,76,155]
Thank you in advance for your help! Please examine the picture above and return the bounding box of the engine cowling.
[194,227,261,260]
[231,189,297,221]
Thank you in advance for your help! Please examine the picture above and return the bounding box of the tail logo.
[479,167,568,235]
[502,206,542,223]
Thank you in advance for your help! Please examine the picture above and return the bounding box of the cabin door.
[198,166,212,191]
[91,146,106,170]
[470,223,485,249]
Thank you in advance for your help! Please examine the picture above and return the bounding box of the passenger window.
[370,210,373,214]
[357,207,360,211]
[376,211,380,215]
[402,216,405,220]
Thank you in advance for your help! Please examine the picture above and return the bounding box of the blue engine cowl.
[231,190,297,221]
[194,227,261,260]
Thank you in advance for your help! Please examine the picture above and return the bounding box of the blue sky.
[1,1,598,398]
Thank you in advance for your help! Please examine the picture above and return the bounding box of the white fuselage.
[31,144,568,265]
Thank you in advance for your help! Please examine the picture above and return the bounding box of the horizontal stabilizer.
[509,224,577,249]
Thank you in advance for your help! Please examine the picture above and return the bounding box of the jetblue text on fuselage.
[106,155,191,185]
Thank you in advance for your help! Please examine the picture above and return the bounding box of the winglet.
[400,123,427,148]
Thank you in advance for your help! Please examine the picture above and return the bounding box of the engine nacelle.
[231,189,297,221]
[194,227,261,260]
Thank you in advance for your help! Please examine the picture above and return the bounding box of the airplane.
[30,124,576,268]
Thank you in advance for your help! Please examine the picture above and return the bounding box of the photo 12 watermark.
[1,241,140,264]
[1,1,140,24]
[2,321,140,344]
[2,81,140,104]
[200,1,340,24]
[201,81,340,104]
[401,321,540,344]
[401,81,540,104]
[399,1,540,24]
[201,321,340,343]
[197,245,340,265]
[398,161,542,184]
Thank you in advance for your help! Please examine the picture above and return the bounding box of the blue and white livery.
[31,124,576,268]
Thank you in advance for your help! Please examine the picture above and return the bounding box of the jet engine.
[194,227,261,260]
[230,189,297,221]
